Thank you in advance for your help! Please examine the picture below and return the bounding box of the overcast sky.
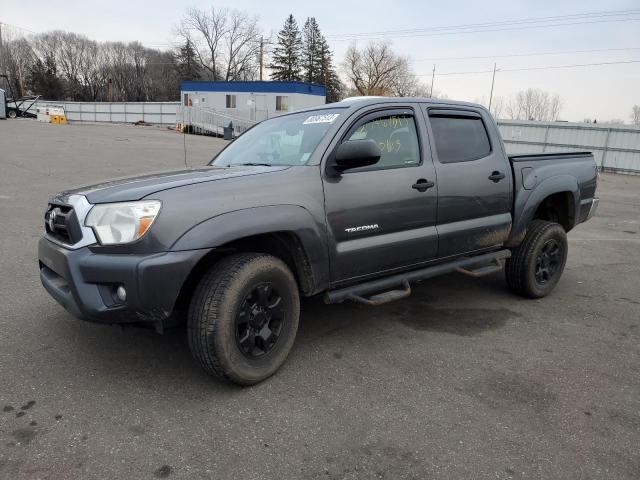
[3,0,639,121]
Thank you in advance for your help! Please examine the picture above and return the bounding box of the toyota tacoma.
[39,97,599,384]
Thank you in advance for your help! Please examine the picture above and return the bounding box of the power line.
[330,17,640,42]
[326,9,640,38]
[0,21,36,34]
[417,59,640,77]
[123,12,640,48]
[410,47,640,63]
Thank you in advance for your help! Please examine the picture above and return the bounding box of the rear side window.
[429,114,491,163]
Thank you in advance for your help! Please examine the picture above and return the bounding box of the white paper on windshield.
[303,113,340,125]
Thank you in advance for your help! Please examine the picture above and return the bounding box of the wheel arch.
[170,206,330,315]
[506,175,579,246]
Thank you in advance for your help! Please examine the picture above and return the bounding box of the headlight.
[85,200,161,245]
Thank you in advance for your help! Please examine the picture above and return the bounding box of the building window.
[226,95,236,109]
[276,96,289,112]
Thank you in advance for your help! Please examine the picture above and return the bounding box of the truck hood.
[57,165,290,204]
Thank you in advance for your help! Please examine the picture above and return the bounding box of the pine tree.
[301,18,343,102]
[316,35,344,103]
[269,15,303,81]
[29,55,64,100]
[301,17,323,85]
[175,39,201,81]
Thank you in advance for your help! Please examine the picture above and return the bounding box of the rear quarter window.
[429,114,491,163]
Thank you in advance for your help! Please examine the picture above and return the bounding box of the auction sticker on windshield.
[303,113,340,125]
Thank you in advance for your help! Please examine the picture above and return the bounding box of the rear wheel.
[188,253,300,385]
[505,220,568,298]
[7,109,17,119]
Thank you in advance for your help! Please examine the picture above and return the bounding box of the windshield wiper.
[231,162,273,167]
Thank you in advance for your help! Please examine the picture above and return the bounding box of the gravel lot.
[1,120,639,480]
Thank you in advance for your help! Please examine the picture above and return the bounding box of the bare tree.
[631,105,640,126]
[342,42,405,96]
[343,41,437,98]
[3,38,34,97]
[506,88,562,121]
[389,58,431,97]
[178,7,261,81]
[223,10,261,80]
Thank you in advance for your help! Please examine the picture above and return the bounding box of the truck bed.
[507,151,598,243]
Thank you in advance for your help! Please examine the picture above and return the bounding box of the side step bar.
[324,249,511,305]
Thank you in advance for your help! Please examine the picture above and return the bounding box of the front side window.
[226,94,236,109]
[429,114,491,163]
[345,113,420,170]
[276,96,289,112]
[211,108,345,167]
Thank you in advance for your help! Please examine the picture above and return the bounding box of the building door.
[254,94,268,121]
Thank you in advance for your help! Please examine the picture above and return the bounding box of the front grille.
[45,203,82,245]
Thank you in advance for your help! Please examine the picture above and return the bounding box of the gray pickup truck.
[39,97,599,384]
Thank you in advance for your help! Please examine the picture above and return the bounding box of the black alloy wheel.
[235,283,285,358]
[534,238,562,285]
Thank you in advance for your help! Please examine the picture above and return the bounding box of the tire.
[8,109,17,119]
[187,253,300,385]
[505,220,568,299]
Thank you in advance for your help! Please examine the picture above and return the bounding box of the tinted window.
[429,115,491,163]
[346,114,420,170]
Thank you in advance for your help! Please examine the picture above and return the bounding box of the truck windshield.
[211,108,345,167]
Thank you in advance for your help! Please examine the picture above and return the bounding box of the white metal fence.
[30,101,640,174]
[35,100,179,125]
[498,120,640,174]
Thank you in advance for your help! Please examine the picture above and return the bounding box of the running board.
[348,280,412,306]
[456,258,505,277]
[324,250,511,305]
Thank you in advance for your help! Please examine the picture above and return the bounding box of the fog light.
[116,285,127,302]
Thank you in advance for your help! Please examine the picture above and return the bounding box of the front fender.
[170,204,330,292]
[507,174,579,246]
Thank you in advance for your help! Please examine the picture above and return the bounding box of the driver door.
[322,107,439,283]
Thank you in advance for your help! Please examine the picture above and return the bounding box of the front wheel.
[188,253,300,385]
[505,220,568,298]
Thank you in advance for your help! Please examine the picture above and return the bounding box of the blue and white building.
[180,80,326,122]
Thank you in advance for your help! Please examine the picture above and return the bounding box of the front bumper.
[38,237,210,324]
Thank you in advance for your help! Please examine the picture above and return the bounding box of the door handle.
[488,171,506,182]
[412,179,435,192]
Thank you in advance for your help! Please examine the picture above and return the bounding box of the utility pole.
[488,62,497,112]
[259,37,264,81]
[0,22,4,81]
[429,64,435,97]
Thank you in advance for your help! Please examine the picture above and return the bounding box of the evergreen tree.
[316,36,344,103]
[302,18,344,102]
[175,39,202,81]
[301,17,323,85]
[29,55,64,100]
[269,14,303,81]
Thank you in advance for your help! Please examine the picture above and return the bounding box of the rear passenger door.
[422,106,513,257]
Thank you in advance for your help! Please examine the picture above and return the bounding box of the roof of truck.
[330,96,488,110]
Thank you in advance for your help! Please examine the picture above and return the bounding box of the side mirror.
[328,139,382,175]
